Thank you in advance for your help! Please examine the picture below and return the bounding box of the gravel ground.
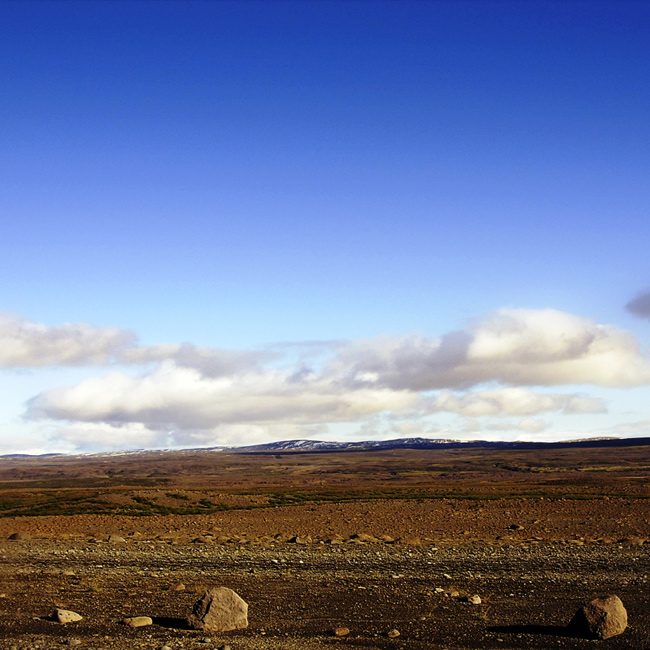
[0,533,648,650]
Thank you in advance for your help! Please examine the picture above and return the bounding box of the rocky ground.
[0,499,649,650]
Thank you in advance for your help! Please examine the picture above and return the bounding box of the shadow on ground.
[151,616,192,630]
[487,624,570,637]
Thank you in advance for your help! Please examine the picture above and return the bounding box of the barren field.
[0,444,649,649]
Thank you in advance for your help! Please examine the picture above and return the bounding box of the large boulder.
[187,587,248,632]
[568,595,627,639]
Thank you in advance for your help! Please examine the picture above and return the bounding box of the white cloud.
[0,313,135,367]
[429,388,606,417]
[0,314,268,376]
[15,307,647,452]
[52,422,165,451]
[119,343,270,376]
[28,361,417,430]
[49,420,321,451]
[515,417,548,433]
[334,309,650,389]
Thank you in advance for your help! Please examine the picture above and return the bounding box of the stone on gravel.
[350,533,380,543]
[187,587,248,632]
[8,532,30,541]
[108,534,126,543]
[568,595,627,639]
[333,627,350,636]
[53,608,83,624]
[123,616,153,628]
[170,582,186,591]
[387,629,400,638]
[468,595,482,605]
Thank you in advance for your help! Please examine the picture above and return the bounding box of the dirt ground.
[0,446,649,649]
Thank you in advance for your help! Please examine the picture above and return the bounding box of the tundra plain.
[0,443,649,649]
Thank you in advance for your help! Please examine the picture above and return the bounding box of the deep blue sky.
[1,1,649,452]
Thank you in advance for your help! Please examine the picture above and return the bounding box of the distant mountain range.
[3,436,650,459]
[233,436,650,453]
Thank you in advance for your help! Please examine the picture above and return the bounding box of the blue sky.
[1,0,650,453]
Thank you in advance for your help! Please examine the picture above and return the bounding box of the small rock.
[468,595,482,605]
[123,616,153,628]
[387,629,400,638]
[187,587,248,632]
[199,638,212,644]
[108,534,126,543]
[349,533,380,543]
[170,582,186,591]
[219,646,232,650]
[568,594,627,639]
[333,627,350,636]
[53,608,83,624]
[508,524,524,530]
[8,532,30,541]
[66,639,81,646]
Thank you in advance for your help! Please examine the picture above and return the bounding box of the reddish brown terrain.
[0,443,648,649]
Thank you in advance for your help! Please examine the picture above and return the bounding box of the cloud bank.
[7,307,650,450]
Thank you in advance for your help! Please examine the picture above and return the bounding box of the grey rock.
[187,587,248,632]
